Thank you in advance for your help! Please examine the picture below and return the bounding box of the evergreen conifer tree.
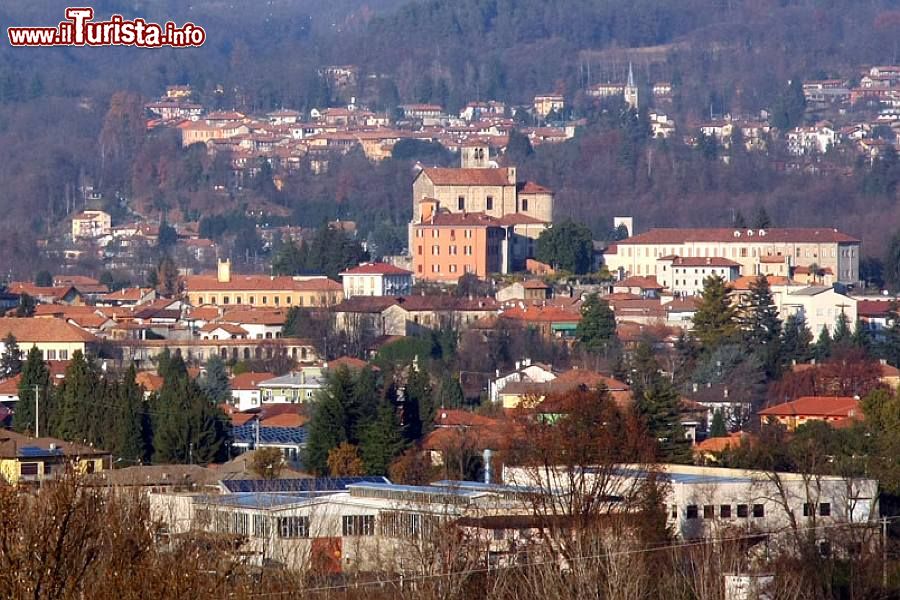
[0,333,22,378]
[710,409,728,438]
[692,275,738,349]
[360,401,405,475]
[116,364,147,463]
[813,327,833,362]
[54,351,99,443]
[781,314,813,365]
[403,366,433,441]
[576,293,617,356]
[199,355,230,404]
[13,346,50,434]
[741,275,782,376]
[833,313,852,346]
[304,386,348,475]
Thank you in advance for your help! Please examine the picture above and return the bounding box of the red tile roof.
[614,276,664,289]
[340,262,413,276]
[231,372,277,390]
[517,181,552,194]
[0,317,96,343]
[730,276,791,291]
[500,305,581,323]
[495,213,549,225]
[184,274,341,292]
[759,396,860,418]
[420,211,502,227]
[695,432,749,453]
[420,167,514,186]
[619,227,859,245]
[857,300,897,318]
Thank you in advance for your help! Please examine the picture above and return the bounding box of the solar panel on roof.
[221,476,389,494]
[231,424,308,445]
[18,446,63,458]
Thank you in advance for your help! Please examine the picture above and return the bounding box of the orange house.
[757,396,860,431]
[411,199,504,282]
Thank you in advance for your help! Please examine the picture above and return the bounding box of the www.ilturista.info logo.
[8,7,205,47]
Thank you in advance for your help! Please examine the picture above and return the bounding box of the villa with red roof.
[758,396,861,431]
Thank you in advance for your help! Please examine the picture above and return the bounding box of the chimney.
[217,258,232,283]
[507,166,517,185]
[723,387,729,399]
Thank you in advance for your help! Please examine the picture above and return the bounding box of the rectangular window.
[231,512,249,536]
[820,503,831,517]
[58,349,68,361]
[342,515,375,536]
[432,245,440,255]
[670,505,677,519]
[417,245,423,255]
[737,504,749,518]
[253,515,271,538]
[458,196,465,211]
[249,296,255,304]
[686,505,698,519]
[432,229,439,238]
[262,296,268,305]
[703,505,715,519]
[20,462,39,476]
[449,264,457,273]
[46,349,57,360]
[803,503,813,517]
[223,296,230,304]
[753,504,765,518]
[522,199,529,211]
[486,196,493,210]
[277,516,310,538]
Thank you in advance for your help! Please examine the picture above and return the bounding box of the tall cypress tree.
[304,387,348,475]
[360,401,405,476]
[833,313,852,346]
[116,364,147,463]
[403,367,433,441]
[13,346,50,435]
[351,366,379,442]
[438,374,465,409]
[54,351,99,443]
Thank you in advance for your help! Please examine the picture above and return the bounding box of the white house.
[257,368,327,405]
[488,359,556,404]
[774,285,857,338]
[230,372,278,411]
[340,263,413,299]
[786,125,837,156]
[656,256,742,297]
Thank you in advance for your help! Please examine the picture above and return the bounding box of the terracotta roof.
[419,211,502,227]
[615,276,664,289]
[187,306,221,321]
[8,284,77,300]
[664,257,742,268]
[522,279,550,289]
[67,314,111,329]
[434,409,501,428]
[102,287,153,302]
[0,374,21,395]
[340,262,413,276]
[33,305,98,318]
[695,432,749,453]
[516,181,552,194]
[500,305,580,323]
[420,167,514,186]
[619,228,859,245]
[84,464,218,488]
[332,296,400,313]
[200,323,248,336]
[184,274,341,292]
[135,371,163,392]
[395,295,498,312]
[495,213,549,226]
[326,356,374,371]
[730,276,792,291]
[0,317,96,343]
[261,413,308,428]
[231,372,277,390]
[857,300,897,318]
[759,396,860,418]
[220,308,288,326]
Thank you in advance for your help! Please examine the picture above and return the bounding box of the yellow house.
[0,317,97,361]
[183,259,343,309]
[0,430,110,485]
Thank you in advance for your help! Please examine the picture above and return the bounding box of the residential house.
[495,369,630,409]
[758,396,861,431]
[655,256,742,297]
[257,368,327,405]
[487,360,558,404]
[340,263,413,298]
[0,317,96,361]
[71,210,111,240]
[97,287,157,308]
[230,372,278,411]
[495,280,551,303]
[0,430,109,485]
[499,305,581,340]
[533,94,565,118]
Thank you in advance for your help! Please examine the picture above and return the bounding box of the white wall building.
[340,263,413,298]
[656,256,742,296]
